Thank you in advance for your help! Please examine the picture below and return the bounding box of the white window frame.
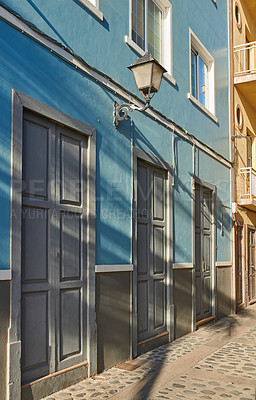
[188,28,217,123]
[77,0,103,21]
[125,0,176,86]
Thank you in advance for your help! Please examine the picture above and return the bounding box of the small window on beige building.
[236,104,243,130]
[235,2,242,30]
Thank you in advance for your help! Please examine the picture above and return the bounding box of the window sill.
[0,269,12,280]
[187,93,218,123]
[163,72,176,87]
[77,0,103,21]
[124,35,176,87]
[124,35,144,56]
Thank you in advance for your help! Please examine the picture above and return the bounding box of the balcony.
[234,42,256,109]
[239,167,256,210]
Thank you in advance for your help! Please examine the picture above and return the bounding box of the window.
[125,0,175,84]
[235,2,242,30]
[188,29,216,122]
[236,104,243,130]
[191,49,208,107]
[132,0,162,62]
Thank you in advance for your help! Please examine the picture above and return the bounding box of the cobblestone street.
[43,305,256,400]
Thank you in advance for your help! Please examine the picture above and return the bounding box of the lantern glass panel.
[131,62,153,92]
[151,63,164,93]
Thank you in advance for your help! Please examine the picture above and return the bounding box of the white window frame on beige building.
[188,28,217,123]
[77,0,103,21]
[124,0,176,86]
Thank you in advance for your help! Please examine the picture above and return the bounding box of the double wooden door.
[248,228,256,302]
[136,160,167,342]
[195,184,213,322]
[21,111,88,383]
[235,225,243,307]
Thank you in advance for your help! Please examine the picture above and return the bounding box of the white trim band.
[0,270,12,280]
[95,264,134,273]
[215,261,232,268]
[173,263,193,270]
[0,5,230,169]
[187,93,218,123]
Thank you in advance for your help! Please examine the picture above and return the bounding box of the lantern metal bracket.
[113,98,150,128]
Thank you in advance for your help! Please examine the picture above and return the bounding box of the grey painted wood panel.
[153,172,164,221]
[60,135,81,205]
[153,226,164,274]
[60,289,81,359]
[21,291,49,382]
[154,279,164,329]
[60,213,81,281]
[137,223,148,275]
[23,119,48,199]
[137,280,148,334]
[22,207,48,282]
[137,165,148,217]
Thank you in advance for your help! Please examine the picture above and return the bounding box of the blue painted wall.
[0,0,231,270]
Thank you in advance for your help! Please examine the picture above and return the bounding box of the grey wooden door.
[195,184,213,322]
[21,111,87,384]
[137,161,167,342]
[236,225,243,306]
[248,229,256,302]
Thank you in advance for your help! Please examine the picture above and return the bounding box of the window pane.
[132,0,145,50]
[191,50,197,98]
[199,57,206,106]
[147,0,162,62]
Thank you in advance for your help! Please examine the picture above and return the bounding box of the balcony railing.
[240,167,256,200]
[234,42,256,76]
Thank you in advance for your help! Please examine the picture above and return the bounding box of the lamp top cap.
[127,52,167,73]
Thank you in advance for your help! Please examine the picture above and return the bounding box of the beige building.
[231,0,256,310]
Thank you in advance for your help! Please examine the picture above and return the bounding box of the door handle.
[201,259,207,273]
[201,259,206,273]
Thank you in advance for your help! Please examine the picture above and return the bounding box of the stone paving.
[138,335,209,363]
[42,304,256,400]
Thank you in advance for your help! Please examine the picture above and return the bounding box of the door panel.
[203,276,211,315]
[137,165,148,217]
[23,119,49,198]
[195,183,213,322]
[60,135,81,205]
[153,172,164,220]
[137,223,149,275]
[153,226,164,274]
[21,291,49,383]
[236,225,243,306]
[21,112,88,383]
[137,161,167,342]
[137,280,149,334]
[248,229,256,302]
[154,279,164,329]
[60,288,81,360]
[60,213,81,281]
[22,207,48,282]
[195,232,201,272]
[196,277,202,318]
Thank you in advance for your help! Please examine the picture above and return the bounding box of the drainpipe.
[229,0,236,314]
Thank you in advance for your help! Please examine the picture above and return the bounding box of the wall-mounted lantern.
[114,52,166,128]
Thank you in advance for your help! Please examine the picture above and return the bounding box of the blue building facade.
[0,1,232,399]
